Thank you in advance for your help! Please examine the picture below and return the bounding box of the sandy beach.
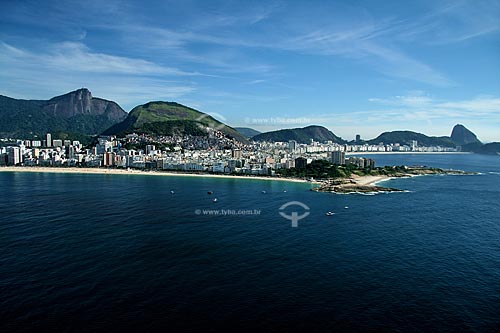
[350,174,391,186]
[0,166,312,183]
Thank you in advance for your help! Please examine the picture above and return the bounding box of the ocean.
[1,153,499,332]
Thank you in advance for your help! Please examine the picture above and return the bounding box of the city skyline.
[1,0,499,141]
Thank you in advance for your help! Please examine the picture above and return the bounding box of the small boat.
[207,191,213,195]
[344,206,349,209]
[261,190,267,194]
[283,190,287,193]
[213,198,218,202]
[325,212,335,216]
[170,190,175,194]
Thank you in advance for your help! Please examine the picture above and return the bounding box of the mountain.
[252,125,345,144]
[450,124,481,145]
[474,142,500,155]
[368,131,456,147]
[234,127,261,139]
[102,101,248,142]
[0,88,127,139]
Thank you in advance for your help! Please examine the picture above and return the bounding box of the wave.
[333,190,413,196]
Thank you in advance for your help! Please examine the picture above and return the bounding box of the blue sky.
[1,0,499,141]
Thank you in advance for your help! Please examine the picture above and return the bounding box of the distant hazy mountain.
[368,131,456,147]
[0,88,127,139]
[450,124,481,145]
[234,127,261,138]
[473,142,500,155]
[252,125,345,144]
[102,101,248,142]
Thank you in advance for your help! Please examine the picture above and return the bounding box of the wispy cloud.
[0,42,196,109]
[395,0,500,44]
[0,42,205,76]
[368,93,500,118]
[242,93,500,141]
[1,0,499,140]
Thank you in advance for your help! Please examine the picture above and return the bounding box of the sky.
[1,0,499,141]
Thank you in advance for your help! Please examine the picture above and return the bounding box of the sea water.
[0,153,499,331]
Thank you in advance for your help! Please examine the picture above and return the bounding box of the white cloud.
[369,93,500,119]
[239,93,500,141]
[0,42,197,110]
[0,41,205,76]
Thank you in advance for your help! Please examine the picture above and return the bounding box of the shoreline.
[312,167,474,194]
[0,166,313,184]
[346,152,471,155]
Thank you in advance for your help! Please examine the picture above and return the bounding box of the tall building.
[411,140,418,150]
[103,152,115,166]
[330,151,345,165]
[288,140,297,151]
[232,149,241,159]
[7,147,21,165]
[46,133,52,147]
[146,145,156,155]
[66,146,75,159]
[294,157,307,169]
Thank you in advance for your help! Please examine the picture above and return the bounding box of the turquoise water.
[1,154,499,331]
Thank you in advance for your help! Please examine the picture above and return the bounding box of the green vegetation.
[102,101,248,142]
[277,160,349,178]
[0,91,126,140]
[141,120,208,136]
[234,127,261,138]
[277,159,424,179]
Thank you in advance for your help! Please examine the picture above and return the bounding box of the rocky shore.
[312,167,475,194]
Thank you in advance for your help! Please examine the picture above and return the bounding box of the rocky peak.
[40,88,126,121]
[450,124,481,145]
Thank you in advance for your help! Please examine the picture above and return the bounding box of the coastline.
[312,174,405,194]
[1,165,472,191]
[350,174,391,186]
[346,152,471,155]
[312,166,475,193]
[0,166,313,184]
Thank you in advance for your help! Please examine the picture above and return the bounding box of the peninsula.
[311,166,475,193]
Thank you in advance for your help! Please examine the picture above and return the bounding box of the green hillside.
[102,101,248,142]
[234,127,261,138]
[474,142,500,155]
[0,89,127,140]
[252,125,345,144]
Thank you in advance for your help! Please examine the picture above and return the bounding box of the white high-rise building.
[7,147,21,165]
[330,151,345,165]
[46,133,52,147]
